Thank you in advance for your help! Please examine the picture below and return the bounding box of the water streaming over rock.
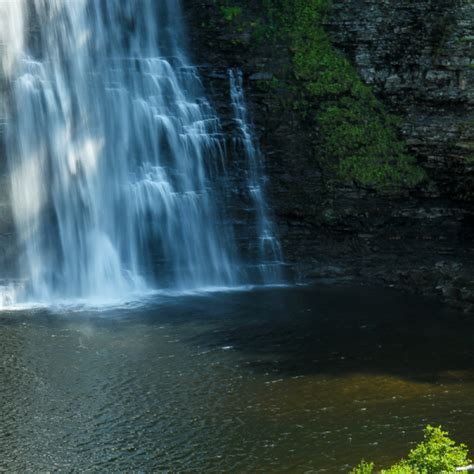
[229,70,283,284]
[0,1,282,303]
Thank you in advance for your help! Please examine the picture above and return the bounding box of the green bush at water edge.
[351,425,471,473]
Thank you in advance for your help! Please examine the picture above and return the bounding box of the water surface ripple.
[1,285,474,472]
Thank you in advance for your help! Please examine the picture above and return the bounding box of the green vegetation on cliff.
[220,4,242,22]
[352,425,471,473]
[218,0,426,192]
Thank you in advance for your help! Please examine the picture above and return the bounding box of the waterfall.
[229,70,283,284]
[0,1,283,303]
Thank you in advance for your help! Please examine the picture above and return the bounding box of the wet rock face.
[328,1,473,104]
[327,0,474,200]
[183,0,474,309]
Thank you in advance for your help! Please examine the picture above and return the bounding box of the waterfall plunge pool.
[1,284,473,472]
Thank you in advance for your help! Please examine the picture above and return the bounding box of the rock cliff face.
[182,0,474,310]
[328,0,474,201]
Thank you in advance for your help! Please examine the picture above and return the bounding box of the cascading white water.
[0,1,283,303]
[229,70,283,284]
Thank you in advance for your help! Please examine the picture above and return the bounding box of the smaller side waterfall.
[229,70,283,284]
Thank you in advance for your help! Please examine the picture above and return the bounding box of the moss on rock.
[216,0,426,192]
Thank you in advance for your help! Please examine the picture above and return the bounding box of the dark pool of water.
[1,285,474,472]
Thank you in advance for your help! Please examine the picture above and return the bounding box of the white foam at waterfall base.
[0,283,22,309]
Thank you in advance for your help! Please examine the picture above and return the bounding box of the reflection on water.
[1,285,473,472]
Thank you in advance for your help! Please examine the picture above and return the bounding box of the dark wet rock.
[249,72,273,81]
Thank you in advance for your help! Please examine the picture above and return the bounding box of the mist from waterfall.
[0,1,283,303]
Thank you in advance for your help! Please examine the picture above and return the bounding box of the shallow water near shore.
[1,284,474,472]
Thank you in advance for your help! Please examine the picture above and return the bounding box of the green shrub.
[353,425,471,474]
[404,425,470,473]
[351,459,374,474]
[381,462,413,473]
